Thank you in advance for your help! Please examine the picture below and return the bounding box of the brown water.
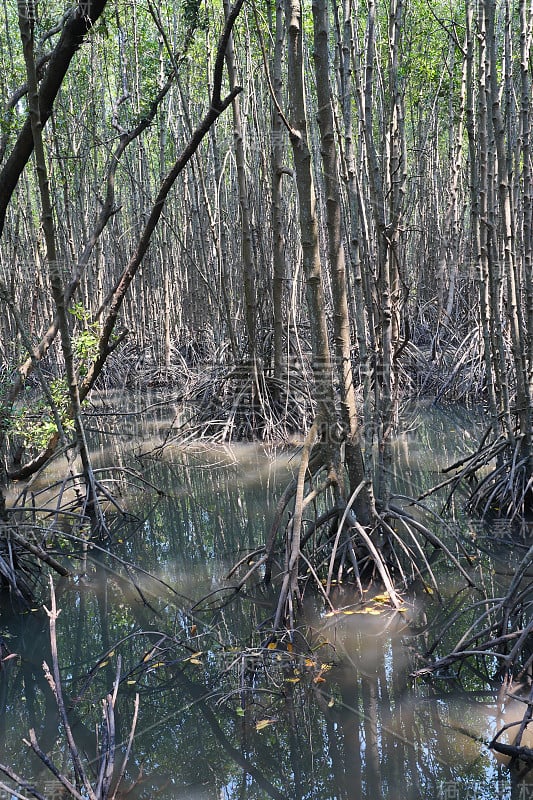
[0,395,528,799]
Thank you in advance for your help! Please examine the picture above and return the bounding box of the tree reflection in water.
[0,403,518,798]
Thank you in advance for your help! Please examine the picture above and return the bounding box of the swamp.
[1,0,533,797]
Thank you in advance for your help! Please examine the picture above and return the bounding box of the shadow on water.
[0,396,528,798]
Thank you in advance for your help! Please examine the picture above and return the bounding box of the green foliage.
[10,378,74,450]
[69,302,100,378]
[7,304,98,451]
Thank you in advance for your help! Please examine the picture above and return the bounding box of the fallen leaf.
[1,653,18,663]
[236,706,245,717]
[267,642,277,650]
[256,719,275,731]
[285,677,300,683]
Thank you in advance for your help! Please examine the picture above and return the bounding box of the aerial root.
[421,431,533,525]
[413,540,533,682]
[229,461,476,631]
[176,360,312,443]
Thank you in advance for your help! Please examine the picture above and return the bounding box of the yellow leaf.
[328,698,335,707]
[256,719,275,731]
[126,680,136,685]
[267,642,277,650]
[314,675,326,684]
[285,677,300,683]
[190,624,197,635]
[286,643,293,653]
[142,649,156,662]
[304,658,316,668]
[424,586,434,595]
[98,660,109,668]
[189,658,202,665]
[342,610,356,615]
[320,663,333,671]
[152,661,166,668]
[367,609,383,615]
[107,650,115,658]
[187,651,203,660]
[372,593,390,603]
[397,606,408,612]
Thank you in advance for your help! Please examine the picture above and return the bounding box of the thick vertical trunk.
[312,0,371,519]
[270,0,287,377]
[486,0,533,463]
[285,0,335,438]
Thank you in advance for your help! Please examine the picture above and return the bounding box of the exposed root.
[179,360,312,443]
[413,539,533,683]
[490,683,533,777]
[229,440,476,631]
[1,467,163,606]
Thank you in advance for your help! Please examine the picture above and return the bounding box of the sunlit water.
[1,395,530,799]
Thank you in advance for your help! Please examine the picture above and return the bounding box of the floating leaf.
[372,593,390,603]
[98,660,109,668]
[189,658,202,665]
[328,697,335,707]
[320,663,333,672]
[267,642,277,650]
[285,677,300,684]
[236,706,245,717]
[304,658,316,668]
[190,624,197,635]
[126,680,137,685]
[314,675,326,684]
[286,643,293,653]
[342,610,356,615]
[186,651,203,661]
[397,606,408,613]
[256,719,275,731]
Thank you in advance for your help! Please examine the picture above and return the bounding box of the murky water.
[0,396,530,799]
